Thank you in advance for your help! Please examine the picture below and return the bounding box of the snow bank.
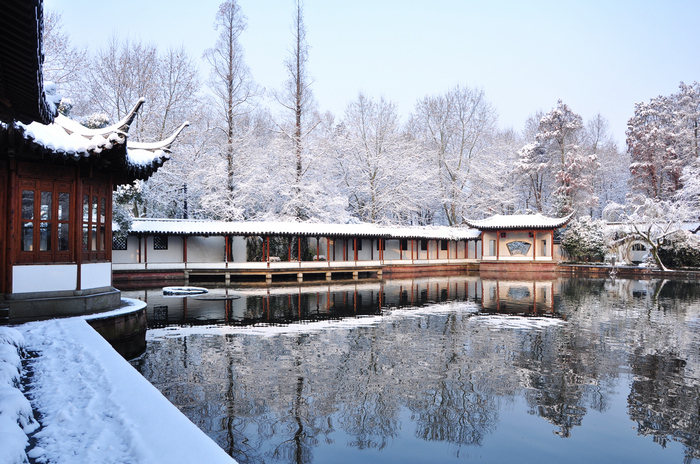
[148,301,482,340]
[0,327,37,464]
[19,318,235,464]
[470,314,566,330]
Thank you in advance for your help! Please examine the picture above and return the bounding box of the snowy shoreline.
[2,309,236,464]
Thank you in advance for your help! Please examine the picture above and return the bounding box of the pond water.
[127,276,700,464]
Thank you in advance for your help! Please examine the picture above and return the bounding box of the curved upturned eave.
[55,98,145,137]
[128,121,190,151]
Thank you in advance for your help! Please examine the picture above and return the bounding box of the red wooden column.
[411,239,415,261]
[143,234,149,267]
[532,230,536,260]
[343,239,347,261]
[496,232,500,260]
[316,237,320,261]
[183,236,188,264]
[74,169,83,289]
[3,162,18,293]
[288,237,292,262]
[266,236,270,261]
[353,238,358,261]
[297,236,301,261]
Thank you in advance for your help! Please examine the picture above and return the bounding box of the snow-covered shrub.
[561,216,607,262]
[657,230,700,268]
[82,112,110,129]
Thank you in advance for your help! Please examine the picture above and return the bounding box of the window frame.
[17,178,73,264]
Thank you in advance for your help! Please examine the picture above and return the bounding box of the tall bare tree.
[273,0,321,219]
[203,0,257,197]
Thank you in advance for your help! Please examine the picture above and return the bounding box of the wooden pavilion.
[0,0,186,321]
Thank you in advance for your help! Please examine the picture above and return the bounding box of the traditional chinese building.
[464,213,573,272]
[0,0,186,321]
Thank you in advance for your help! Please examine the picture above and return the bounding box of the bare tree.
[203,0,257,196]
[42,10,89,102]
[409,85,497,225]
[273,0,321,219]
[338,93,423,223]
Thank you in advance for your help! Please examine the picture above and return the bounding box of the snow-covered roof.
[127,218,482,241]
[0,98,188,183]
[0,0,55,125]
[463,213,573,231]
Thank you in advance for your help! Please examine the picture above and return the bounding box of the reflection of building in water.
[122,276,483,328]
[480,279,559,314]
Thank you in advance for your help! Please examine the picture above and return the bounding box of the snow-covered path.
[9,317,235,464]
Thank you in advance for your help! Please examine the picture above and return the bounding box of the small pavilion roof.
[127,218,482,241]
[0,98,189,183]
[463,213,573,231]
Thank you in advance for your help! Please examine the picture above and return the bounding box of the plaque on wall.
[506,240,531,256]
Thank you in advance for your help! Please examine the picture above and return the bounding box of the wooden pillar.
[326,237,330,262]
[298,236,301,261]
[0,168,6,295]
[183,236,188,264]
[532,230,536,260]
[143,234,148,268]
[288,237,292,262]
[343,239,347,261]
[317,236,321,261]
[496,232,500,260]
[353,238,358,261]
[3,162,18,293]
[75,169,83,290]
[137,236,142,264]
[266,236,270,261]
[411,239,415,261]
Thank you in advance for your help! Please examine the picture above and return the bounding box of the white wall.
[13,264,78,293]
[81,262,112,289]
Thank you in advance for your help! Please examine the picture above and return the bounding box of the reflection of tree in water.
[333,330,401,450]
[628,350,700,462]
[132,276,700,463]
[515,325,618,438]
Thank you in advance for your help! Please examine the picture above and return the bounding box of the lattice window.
[153,235,168,250]
[112,236,127,251]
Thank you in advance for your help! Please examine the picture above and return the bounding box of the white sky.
[45,0,700,147]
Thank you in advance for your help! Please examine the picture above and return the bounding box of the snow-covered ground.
[1,309,235,464]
